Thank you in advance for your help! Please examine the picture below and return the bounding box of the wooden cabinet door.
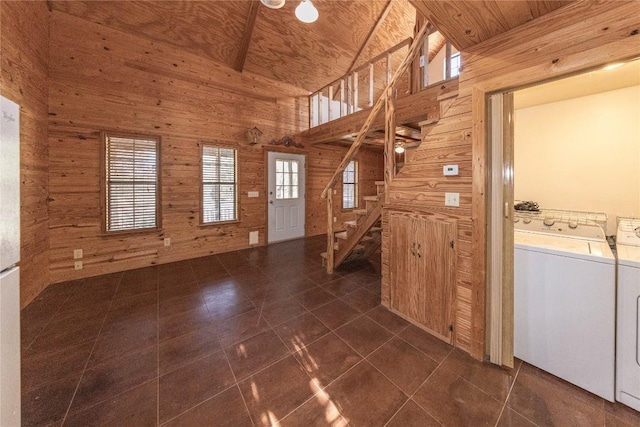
[389,213,414,318]
[417,217,456,341]
[388,211,456,343]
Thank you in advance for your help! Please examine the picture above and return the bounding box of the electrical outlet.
[73,249,83,259]
[445,192,460,207]
[333,217,337,222]
[74,261,83,270]
[164,238,171,247]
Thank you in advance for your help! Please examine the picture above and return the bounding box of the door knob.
[269,200,274,204]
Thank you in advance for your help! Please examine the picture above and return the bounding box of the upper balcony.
[307,29,460,141]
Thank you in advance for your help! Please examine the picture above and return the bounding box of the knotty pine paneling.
[384,0,640,358]
[48,11,382,283]
[1,1,50,307]
[306,144,383,236]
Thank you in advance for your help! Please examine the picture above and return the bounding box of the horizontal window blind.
[105,134,159,232]
[202,145,237,223]
[343,160,358,209]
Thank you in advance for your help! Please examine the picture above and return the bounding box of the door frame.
[264,149,307,244]
[474,58,636,365]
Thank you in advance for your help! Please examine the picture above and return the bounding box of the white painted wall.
[514,85,640,235]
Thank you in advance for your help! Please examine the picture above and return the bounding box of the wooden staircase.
[321,181,384,266]
[320,20,432,274]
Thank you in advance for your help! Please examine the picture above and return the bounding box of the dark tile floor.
[21,236,640,426]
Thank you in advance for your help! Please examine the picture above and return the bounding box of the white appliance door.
[0,96,20,271]
[267,152,306,243]
[616,264,640,411]
[0,266,20,426]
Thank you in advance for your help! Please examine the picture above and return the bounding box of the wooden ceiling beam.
[234,0,260,72]
[346,0,393,73]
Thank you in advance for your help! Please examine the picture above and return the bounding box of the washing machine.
[616,217,640,411]
[514,210,616,401]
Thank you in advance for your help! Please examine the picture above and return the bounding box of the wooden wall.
[48,10,383,283]
[384,0,640,358]
[1,1,50,307]
[306,144,383,236]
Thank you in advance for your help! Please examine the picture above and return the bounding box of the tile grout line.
[494,362,543,427]
[399,345,455,427]
[59,273,124,426]
[221,338,257,427]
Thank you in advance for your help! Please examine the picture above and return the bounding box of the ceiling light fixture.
[602,62,624,71]
[260,0,285,9]
[394,141,405,154]
[295,0,319,23]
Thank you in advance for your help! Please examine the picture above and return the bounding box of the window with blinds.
[103,133,160,233]
[343,160,358,209]
[202,144,237,223]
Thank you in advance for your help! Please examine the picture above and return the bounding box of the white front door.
[267,152,306,243]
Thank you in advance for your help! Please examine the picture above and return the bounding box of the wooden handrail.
[320,21,431,199]
[311,37,413,101]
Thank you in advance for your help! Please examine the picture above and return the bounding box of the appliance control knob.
[523,218,531,224]
[568,221,578,229]
[543,217,555,227]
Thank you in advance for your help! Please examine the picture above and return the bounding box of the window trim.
[100,131,162,235]
[448,52,461,78]
[342,160,358,211]
[199,142,240,226]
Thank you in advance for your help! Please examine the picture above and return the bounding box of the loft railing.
[320,20,432,274]
[310,29,458,128]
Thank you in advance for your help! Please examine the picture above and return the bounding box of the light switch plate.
[164,238,171,247]
[443,165,459,176]
[73,249,83,259]
[445,192,460,207]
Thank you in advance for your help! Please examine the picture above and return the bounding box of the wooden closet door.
[418,218,456,341]
[389,213,414,318]
[388,211,457,344]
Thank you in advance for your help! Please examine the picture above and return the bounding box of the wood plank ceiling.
[50,0,575,92]
[409,0,573,50]
[50,0,417,92]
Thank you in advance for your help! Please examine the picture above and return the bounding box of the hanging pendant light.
[394,140,405,154]
[295,0,319,23]
[260,0,285,9]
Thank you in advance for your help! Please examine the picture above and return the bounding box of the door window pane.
[275,159,300,200]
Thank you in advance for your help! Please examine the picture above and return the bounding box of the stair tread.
[418,117,439,126]
[335,231,348,240]
[354,209,368,215]
[344,220,357,228]
[369,226,382,233]
[363,196,378,201]
[437,90,458,101]
[375,181,385,186]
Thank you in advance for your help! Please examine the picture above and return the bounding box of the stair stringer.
[334,198,383,267]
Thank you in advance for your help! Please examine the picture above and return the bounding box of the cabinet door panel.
[388,211,456,343]
[420,219,456,339]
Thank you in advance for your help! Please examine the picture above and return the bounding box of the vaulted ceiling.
[50,1,574,93]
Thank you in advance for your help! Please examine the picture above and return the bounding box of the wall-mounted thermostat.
[443,164,459,176]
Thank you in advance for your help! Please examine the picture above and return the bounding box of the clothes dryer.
[616,217,640,411]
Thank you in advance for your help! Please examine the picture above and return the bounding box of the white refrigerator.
[0,95,21,426]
